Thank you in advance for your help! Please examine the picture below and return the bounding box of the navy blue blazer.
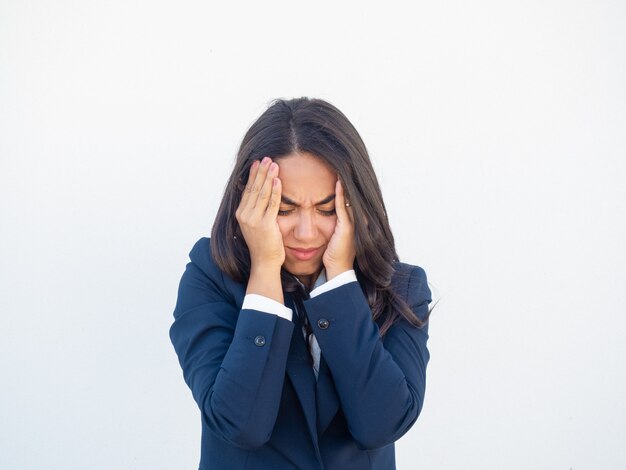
[170,238,431,469]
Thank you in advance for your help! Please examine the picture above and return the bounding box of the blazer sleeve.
[169,238,295,449]
[303,265,431,449]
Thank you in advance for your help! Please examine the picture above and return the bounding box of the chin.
[284,260,323,278]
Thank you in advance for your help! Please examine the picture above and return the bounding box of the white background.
[1,1,625,469]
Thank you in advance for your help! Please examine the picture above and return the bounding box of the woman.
[170,97,432,469]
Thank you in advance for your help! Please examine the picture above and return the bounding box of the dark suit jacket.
[170,238,431,469]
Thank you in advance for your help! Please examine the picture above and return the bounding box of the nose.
[293,210,317,242]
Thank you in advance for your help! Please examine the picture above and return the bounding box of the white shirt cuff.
[242,294,293,321]
[309,270,357,298]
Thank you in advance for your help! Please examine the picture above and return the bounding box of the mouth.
[286,246,322,261]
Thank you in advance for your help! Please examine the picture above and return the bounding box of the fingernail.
[252,160,260,168]
[262,157,271,165]
[270,162,278,171]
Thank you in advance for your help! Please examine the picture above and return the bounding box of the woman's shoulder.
[184,237,221,279]
[391,261,428,289]
[392,261,427,279]
[391,261,431,310]
[187,238,244,287]
[188,236,213,265]
[180,236,246,306]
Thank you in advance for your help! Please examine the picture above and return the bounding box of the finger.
[248,156,272,210]
[334,179,353,225]
[265,175,282,220]
[239,160,260,208]
[241,157,271,214]
[255,162,279,211]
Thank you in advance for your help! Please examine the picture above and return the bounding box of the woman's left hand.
[323,179,356,280]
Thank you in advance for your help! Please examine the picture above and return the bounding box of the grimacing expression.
[275,152,337,285]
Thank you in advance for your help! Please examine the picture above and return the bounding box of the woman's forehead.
[277,152,337,204]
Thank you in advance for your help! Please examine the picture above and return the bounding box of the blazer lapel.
[315,355,340,436]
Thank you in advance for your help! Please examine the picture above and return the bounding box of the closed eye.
[277,207,336,216]
[317,208,336,216]
[279,194,336,217]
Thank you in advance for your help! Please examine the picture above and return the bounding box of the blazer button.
[317,318,329,330]
[254,335,266,347]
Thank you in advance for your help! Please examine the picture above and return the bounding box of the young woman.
[170,97,432,469]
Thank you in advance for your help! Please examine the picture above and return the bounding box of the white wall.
[1,1,624,469]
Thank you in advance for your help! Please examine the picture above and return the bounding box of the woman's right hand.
[236,157,285,289]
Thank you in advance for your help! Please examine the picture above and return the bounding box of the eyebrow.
[281,194,336,207]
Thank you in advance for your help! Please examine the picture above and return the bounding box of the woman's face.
[276,152,338,285]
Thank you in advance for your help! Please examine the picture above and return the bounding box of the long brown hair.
[211,97,428,334]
